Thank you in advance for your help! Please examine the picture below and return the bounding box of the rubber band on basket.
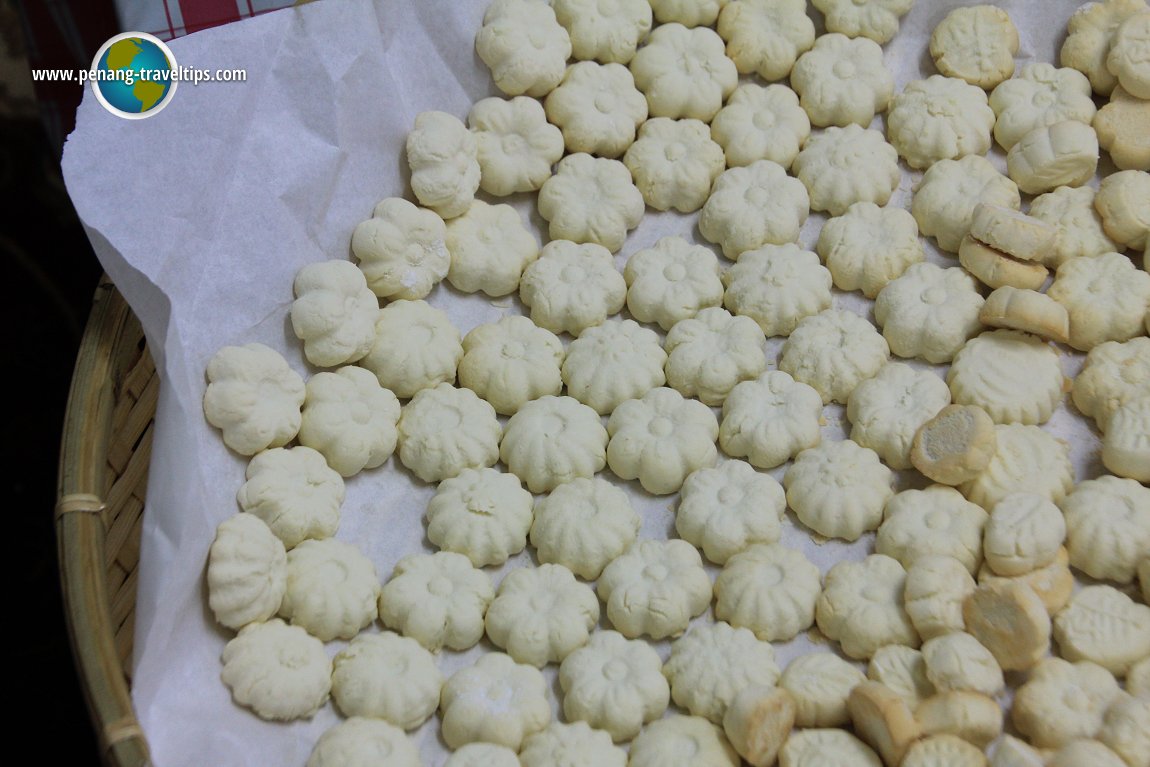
[55,493,107,520]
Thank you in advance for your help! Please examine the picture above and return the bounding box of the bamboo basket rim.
[57,276,153,767]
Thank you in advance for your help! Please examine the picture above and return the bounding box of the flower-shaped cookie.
[351,198,448,301]
[1094,85,1150,170]
[648,0,726,27]
[307,719,420,767]
[676,459,785,565]
[519,240,627,336]
[552,0,652,64]
[929,5,1019,89]
[203,343,305,456]
[722,243,831,336]
[559,630,669,743]
[406,111,480,220]
[1049,252,1150,351]
[847,362,951,470]
[779,309,890,405]
[816,554,920,659]
[379,551,494,652]
[360,299,461,399]
[207,514,287,631]
[1061,0,1148,95]
[440,652,551,750]
[562,319,667,415]
[1104,396,1150,481]
[664,622,781,724]
[947,330,1064,425]
[1030,186,1121,267]
[606,387,719,495]
[812,0,914,44]
[485,564,600,667]
[911,155,1020,253]
[445,200,538,297]
[959,424,1074,511]
[624,237,723,331]
[719,371,823,469]
[544,62,649,158]
[279,539,379,641]
[983,493,1066,577]
[665,308,767,406]
[1099,693,1150,767]
[221,619,331,721]
[597,539,712,639]
[875,263,985,364]
[818,202,925,299]
[868,645,934,711]
[500,395,608,493]
[330,632,444,728]
[1054,586,1150,675]
[538,154,644,252]
[520,723,627,767]
[780,653,867,728]
[715,543,821,642]
[700,161,810,259]
[624,118,725,212]
[1062,475,1150,585]
[718,0,815,81]
[1095,169,1150,250]
[887,76,996,169]
[468,96,563,196]
[426,468,533,568]
[530,477,640,580]
[630,23,737,120]
[876,487,989,575]
[791,34,893,127]
[290,261,377,368]
[458,316,563,416]
[710,83,810,168]
[443,744,519,767]
[785,439,894,541]
[1073,338,1150,430]
[396,384,500,483]
[237,446,344,549]
[1109,12,1150,98]
[299,367,401,478]
[1012,658,1122,749]
[629,716,740,767]
[792,125,900,215]
[990,63,1097,151]
[475,0,571,98]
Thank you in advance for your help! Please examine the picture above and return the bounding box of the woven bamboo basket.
[57,276,155,767]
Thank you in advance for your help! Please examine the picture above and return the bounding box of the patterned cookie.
[785,440,894,542]
[904,555,977,641]
[1061,475,1150,585]
[379,551,494,652]
[847,362,951,470]
[445,200,539,296]
[237,446,344,549]
[982,493,1066,577]
[1048,251,1150,351]
[710,83,810,168]
[1007,120,1100,195]
[664,308,768,407]
[1103,396,1150,481]
[485,564,599,667]
[500,395,608,493]
[597,539,712,640]
[475,0,571,97]
[544,61,648,158]
[625,237,724,331]
[360,300,461,399]
[817,555,919,659]
[537,153,644,252]
[623,117,724,212]
[562,319,666,415]
[519,722,626,767]
[663,622,780,724]
[629,23,737,121]
[425,468,533,567]
[719,371,823,469]
[912,155,1020,254]
[551,0,652,64]
[701,161,811,260]
[930,4,1020,89]
[606,387,718,495]
[1012,658,1121,748]
[876,263,985,364]
[299,369,400,478]
[1094,169,1150,249]
[780,652,866,728]
[1094,84,1150,170]
[676,460,786,565]
[792,125,901,216]
[922,632,1004,696]
[714,543,821,642]
[876,486,988,575]
[1071,337,1150,429]
[207,514,287,631]
[868,645,935,711]
[279,539,379,642]
[723,243,832,336]
[1054,585,1150,675]
[458,316,564,416]
[1061,0,1149,95]
[220,619,331,721]
[887,76,996,169]
[812,0,914,44]
[790,34,893,127]
[330,632,443,728]
[990,63,1096,151]
[1029,185,1122,267]
[717,0,815,82]
[530,478,640,580]
[469,96,564,196]
[396,384,501,483]
[779,309,890,405]
[946,330,1064,426]
[958,424,1074,511]
[818,202,925,299]
[439,652,550,750]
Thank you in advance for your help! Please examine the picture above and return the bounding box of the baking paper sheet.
[62,1,1098,764]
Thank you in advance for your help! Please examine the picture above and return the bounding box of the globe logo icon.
[90,32,178,119]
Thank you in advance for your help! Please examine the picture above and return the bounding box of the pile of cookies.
[200,0,1149,765]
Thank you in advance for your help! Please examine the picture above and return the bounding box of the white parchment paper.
[62,1,1097,765]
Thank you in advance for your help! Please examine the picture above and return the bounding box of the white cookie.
[664,622,781,724]
[359,299,461,399]
[930,5,1019,89]
[792,125,901,216]
[203,343,304,456]
[1012,658,1122,749]
[442,744,519,767]
[207,514,287,631]
[722,243,831,337]
[1029,185,1122,268]
[299,367,401,478]
[597,538,712,640]
[916,690,1003,749]
[1099,693,1150,767]
[977,547,1074,618]
[785,439,894,542]
[500,395,608,493]
[812,0,913,44]
[290,261,378,368]
[440,652,551,750]
[959,424,1074,511]
[379,551,493,652]
[629,715,740,767]
[990,63,1097,151]
[396,384,500,483]
[1072,337,1150,429]
[791,34,893,128]
[468,96,564,196]
[559,630,669,743]
[970,203,1059,263]
[847,680,924,766]
[1061,0,1149,95]
[983,493,1066,577]
[700,161,811,260]
[485,564,599,667]
[607,387,718,495]
[977,287,1070,344]
[779,309,890,405]
[780,728,882,767]
[1049,740,1128,767]
[648,0,727,27]
[406,111,480,220]
[520,722,626,767]
[220,619,331,721]
[947,330,1064,426]
[1094,84,1150,170]
[876,486,989,575]
[1062,475,1150,585]
[236,446,344,549]
[721,686,796,767]
[922,632,1004,696]
[991,736,1052,767]
[625,237,724,332]
[1108,11,1150,98]
[538,153,644,252]
[279,538,379,641]
[624,117,725,212]
[868,645,935,711]
[665,308,768,407]
[847,362,951,470]
[1095,169,1150,249]
[710,83,811,168]
[458,316,563,416]
[445,200,538,297]
[1055,585,1150,676]
[1127,657,1150,698]
[963,579,1053,672]
[676,459,786,565]
[330,632,443,728]
[530,478,640,580]
[717,0,815,82]
[720,371,823,469]
[1007,120,1100,195]
[306,718,419,767]
[912,155,1020,254]
[519,240,626,337]
[1049,252,1150,351]
[426,468,532,567]
[544,62,648,158]
[552,0,652,64]
[902,735,987,767]
[562,319,666,415]
[909,404,998,488]
[958,235,1050,292]
[714,543,821,642]
[816,554,920,659]
[904,555,977,641]
[887,76,996,169]
[475,0,571,98]
[629,23,737,121]
[781,653,866,729]
[875,262,985,364]
[818,202,925,299]
[1104,396,1150,482]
